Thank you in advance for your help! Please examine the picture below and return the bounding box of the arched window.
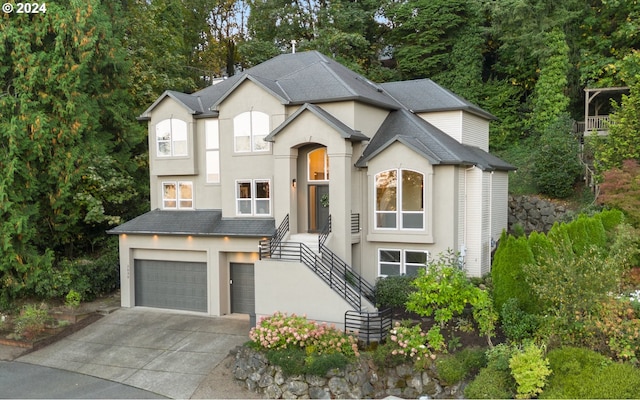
[234,111,270,152]
[308,148,329,181]
[375,169,424,229]
[156,118,187,157]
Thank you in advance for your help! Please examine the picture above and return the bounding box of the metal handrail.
[345,308,393,345]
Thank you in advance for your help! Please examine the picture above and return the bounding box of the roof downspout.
[461,165,476,269]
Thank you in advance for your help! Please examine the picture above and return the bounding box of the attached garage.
[134,259,208,312]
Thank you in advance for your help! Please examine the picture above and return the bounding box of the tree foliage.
[0,0,141,303]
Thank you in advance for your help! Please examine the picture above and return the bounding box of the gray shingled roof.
[266,103,369,142]
[355,109,515,171]
[107,209,275,237]
[380,79,495,119]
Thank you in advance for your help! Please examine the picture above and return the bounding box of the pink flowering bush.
[249,311,360,357]
[379,321,438,370]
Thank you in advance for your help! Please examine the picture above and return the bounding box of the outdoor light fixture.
[292,179,297,188]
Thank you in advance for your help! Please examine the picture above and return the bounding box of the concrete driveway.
[16,308,251,399]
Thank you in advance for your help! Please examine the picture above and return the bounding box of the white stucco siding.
[461,113,490,152]
[254,259,371,329]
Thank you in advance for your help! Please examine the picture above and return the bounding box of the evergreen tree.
[0,0,141,301]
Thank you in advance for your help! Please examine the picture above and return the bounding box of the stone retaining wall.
[508,194,575,234]
[231,346,465,399]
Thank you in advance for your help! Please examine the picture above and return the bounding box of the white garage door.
[134,260,207,312]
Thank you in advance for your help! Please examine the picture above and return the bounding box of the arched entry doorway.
[307,147,329,232]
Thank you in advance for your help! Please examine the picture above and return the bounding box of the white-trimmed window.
[308,147,329,181]
[156,118,188,157]
[162,181,193,209]
[375,169,424,229]
[233,111,270,152]
[236,179,271,216]
[205,120,220,183]
[378,249,429,277]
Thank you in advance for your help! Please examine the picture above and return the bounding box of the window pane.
[255,181,270,198]
[376,170,397,211]
[380,263,400,276]
[238,199,252,214]
[205,120,219,149]
[405,251,427,265]
[234,114,251,152]
[253,135,269,151]
[237,182,251,198]
[380,250,401,263]
[172,120,188,156]
[206,151,220,183]
[402,170,423,211]
[158,141,171,157]
[252,112,270,135]
[376,212,397,228]
[255,199,270,215]
[402,212,423,229]
[179,182,192,200]
[308,148,328,181]
[163,183,176,209]
[405,264,424,276]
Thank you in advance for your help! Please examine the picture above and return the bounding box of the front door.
[308,184,329,232]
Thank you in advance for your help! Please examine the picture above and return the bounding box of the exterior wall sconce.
[292,179,297,188]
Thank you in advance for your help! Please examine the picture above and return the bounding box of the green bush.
[500,298,539,343]
[541,347,640,399]
[265,347,306,376]
[306,352,350,376]
[491,233,536,314]
[596,208,625,233]
[464,365,515,399]
[436,347,487,385]
[509,342,552,399]
[531,115,582,199]
[373,275,416,308]
[265,347,350,377]
[14,303,51,340]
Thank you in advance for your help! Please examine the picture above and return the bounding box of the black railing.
[260,214,289,260]
[260,213,375,311]
[345,308,392,345]
[351,213,360,234]
[319,215,331,248]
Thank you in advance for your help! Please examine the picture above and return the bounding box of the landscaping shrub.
[436,347,487,385]
[407,251,498,348]
[265,347,350,377]
[509,342,552,399]
[14,303,51,340]
[464,365,515,399]
[500,298,539,343]
[249,312,359,357]
[376,321,438,370]
[541,347,640,399]
[491,232,536,313]
[373,275,416,309]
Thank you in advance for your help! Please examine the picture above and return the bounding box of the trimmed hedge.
[541,347,640,399]
[491,232,535,314]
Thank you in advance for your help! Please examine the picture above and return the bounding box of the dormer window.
[156,118,187,157]
[234,111,270,153]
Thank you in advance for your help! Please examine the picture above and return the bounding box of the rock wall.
[231,346,465,399]
[508,195,575,234]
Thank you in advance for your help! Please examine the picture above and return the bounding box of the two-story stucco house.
[108,51,515,327]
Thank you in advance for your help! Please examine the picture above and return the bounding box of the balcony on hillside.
[581,86,629,137]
